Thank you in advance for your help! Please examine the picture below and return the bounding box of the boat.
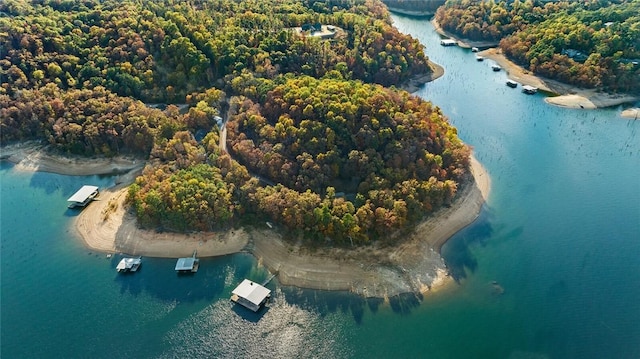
[522,85,538,94]
[175,250,199,273]
[506,80,518,88]
[491,64,502,71]
[116,257,141,273]
[476,55,484,61]
[471,47,479,52]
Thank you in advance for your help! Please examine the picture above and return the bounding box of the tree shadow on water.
[281,287,385,324]
[441,209,494,282]
[388,292,423,315]
[280,285,427,323]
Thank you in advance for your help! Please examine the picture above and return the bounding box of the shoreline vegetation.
[431,19,640,112]
[1,125,489,297]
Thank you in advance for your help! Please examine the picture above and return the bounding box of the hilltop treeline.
[435,0,640,93]
[1,0,471,243]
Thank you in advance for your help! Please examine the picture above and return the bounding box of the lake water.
[2,15,639,359]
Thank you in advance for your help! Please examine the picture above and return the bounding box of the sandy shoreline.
[429,20,640,110]
[3,142,490,297]
[480,48,640,109]
[77,155,489,297]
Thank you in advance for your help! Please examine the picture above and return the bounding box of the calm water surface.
[2,15,639,358]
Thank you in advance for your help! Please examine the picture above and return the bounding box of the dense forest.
[1,0,471,243]
[0,0,429,104]
[1,0,431,148]
[129,77,469,241]
[435,0,640,93]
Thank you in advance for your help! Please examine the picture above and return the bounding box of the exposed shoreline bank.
[1,142,145,178]
[2,142,490,298]
[399,60,445,93]
[480,48,640,109]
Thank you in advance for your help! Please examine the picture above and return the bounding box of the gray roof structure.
[175,257,196,271]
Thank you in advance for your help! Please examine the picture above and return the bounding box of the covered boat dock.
[230,279,271,312]
[116,257,141,273]
[440,39,457,46]
[67,185,99,208]
[175,251,199,273]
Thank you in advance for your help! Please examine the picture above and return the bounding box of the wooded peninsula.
[1,0,473,246]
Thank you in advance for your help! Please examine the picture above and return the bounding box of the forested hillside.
[435,0,640,93]
[1,0,472,243]
[1,0,429,104]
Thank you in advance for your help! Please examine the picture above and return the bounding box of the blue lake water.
[2,15,639,358]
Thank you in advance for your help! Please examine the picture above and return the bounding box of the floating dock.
[175,250,199,273]
[117,257,141,273]
[440,39,457,46]
[230,279,271,312]
[67,185,99,208]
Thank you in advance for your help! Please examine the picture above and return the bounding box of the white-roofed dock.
[67,185,99,208]
[175,250,199,273]
[440,39,457,46]
[116,257,141,273]
[231,279,271,312]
